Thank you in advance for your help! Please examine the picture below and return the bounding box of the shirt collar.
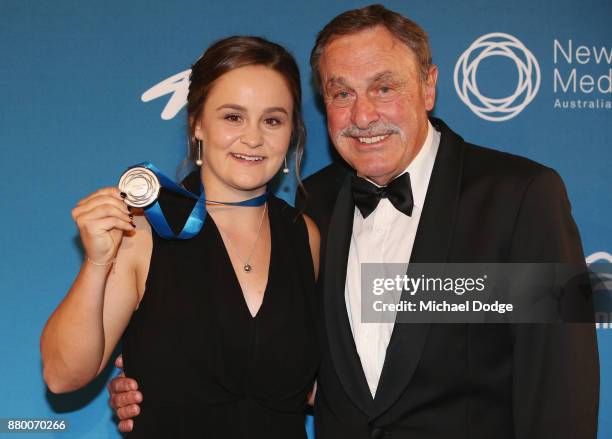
[363,121,440,210]
[405,120,439,210]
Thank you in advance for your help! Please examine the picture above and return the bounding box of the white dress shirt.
[344,121,440,397]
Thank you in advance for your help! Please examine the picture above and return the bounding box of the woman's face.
[194,65,294,196]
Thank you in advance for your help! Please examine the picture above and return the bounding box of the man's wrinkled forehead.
[318,29,419,90]
[324,71,402,91]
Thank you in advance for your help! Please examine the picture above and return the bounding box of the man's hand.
[108,355,142,433]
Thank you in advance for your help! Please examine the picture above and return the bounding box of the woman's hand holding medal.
[71,188,135,266]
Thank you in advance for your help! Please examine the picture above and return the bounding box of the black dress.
[122,182,319,439]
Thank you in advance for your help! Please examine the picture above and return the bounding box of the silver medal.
[118,167,161,208]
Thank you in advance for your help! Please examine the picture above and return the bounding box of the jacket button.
[370,427,385,439]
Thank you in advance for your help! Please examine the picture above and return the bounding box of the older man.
[110,5,599,438]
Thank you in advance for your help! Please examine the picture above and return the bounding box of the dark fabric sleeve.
[509,168,599,439]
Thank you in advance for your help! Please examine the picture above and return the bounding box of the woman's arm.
[303,214,320,281]
[302,214,320,408]
[40,188,149,393]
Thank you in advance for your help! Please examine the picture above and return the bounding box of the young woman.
[41,36,320,439]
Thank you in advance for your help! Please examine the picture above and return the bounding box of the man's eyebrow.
[325,76,351,89]
[215,104,288,115]
[325,71,401,89]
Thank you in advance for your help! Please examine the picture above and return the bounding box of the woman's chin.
[228,178,270,194]
[203,165,278,196]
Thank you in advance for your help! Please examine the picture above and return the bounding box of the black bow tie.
[352,172,414,218]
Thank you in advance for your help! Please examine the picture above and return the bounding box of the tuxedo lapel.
[372,119,464,418]
[323,175,377,416]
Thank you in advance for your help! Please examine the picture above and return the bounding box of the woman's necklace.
[218,203,267,273]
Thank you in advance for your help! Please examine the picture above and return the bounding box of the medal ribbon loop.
[124,162,269,240]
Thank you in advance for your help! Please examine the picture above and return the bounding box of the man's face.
[318,26,437,185]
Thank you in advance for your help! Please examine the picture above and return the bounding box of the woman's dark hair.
[187,36,306,187]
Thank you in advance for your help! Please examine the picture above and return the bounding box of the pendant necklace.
[219,203,267,273]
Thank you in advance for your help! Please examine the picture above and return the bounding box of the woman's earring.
[196,139,203,166]
[282,156,289,174]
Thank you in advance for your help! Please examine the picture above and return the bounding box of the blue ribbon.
[129,162,269,240]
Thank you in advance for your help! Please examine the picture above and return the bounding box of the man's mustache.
[340,122,402,138]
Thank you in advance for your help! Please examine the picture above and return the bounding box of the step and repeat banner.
[1,0,610,437]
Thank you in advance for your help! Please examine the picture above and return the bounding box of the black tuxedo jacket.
[297,118,599,439]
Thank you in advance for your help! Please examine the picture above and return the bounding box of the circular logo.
[454,32,540,122]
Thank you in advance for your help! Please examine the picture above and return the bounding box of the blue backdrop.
[1,0,610,437]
